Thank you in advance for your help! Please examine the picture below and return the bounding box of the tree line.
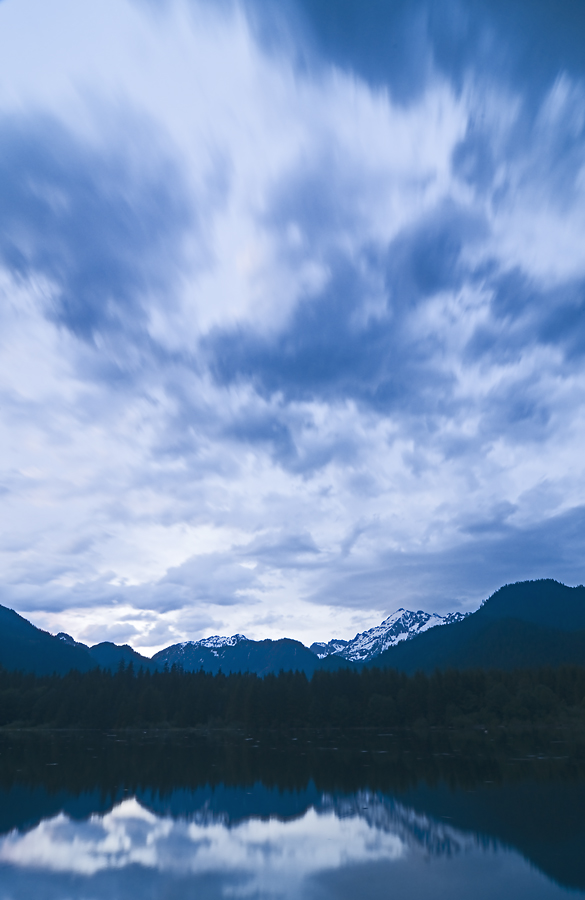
[1,662,585,729]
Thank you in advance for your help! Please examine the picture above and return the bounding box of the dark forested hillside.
[88,642,157,671]
[477,580,585,629]
[0,606,157,675]
[372,580,585,674]
[0,605,95,676]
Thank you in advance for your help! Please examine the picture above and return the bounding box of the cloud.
[243,0,585,108]
[0,113,194,347]
[78,620,140,646]
[160,551,262,606]
[304,504,585,615]
[1,0,585,649]
[205,201,484,416]
[241,529,321,567]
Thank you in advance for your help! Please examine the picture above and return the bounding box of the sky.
[0,0,585,653]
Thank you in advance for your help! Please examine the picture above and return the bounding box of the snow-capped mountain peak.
[180,634,248,650]
[311,608,467,662]
[152,633,249,667]
[309,638,349,658]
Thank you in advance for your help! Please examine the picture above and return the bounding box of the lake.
[1,728,584,899]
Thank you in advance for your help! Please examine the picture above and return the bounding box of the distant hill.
[372,580,585,673]
[0,610,158,676]
[87,641,157,672]
[475,580,585,630]
[57,633,156,672]
[0,606,95,676]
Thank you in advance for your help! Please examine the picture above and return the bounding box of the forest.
[1,662,585,729]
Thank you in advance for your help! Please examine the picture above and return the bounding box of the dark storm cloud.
[242,0,585,106]
[206,199,485,416]
[199,59,585,468]
[159,552,261,608]
[0,113,193,344]
[225,408,298,466]
[445,503,585,599]
[540,283,585,360]
[311,503,585,615]
[240,0,432,103]
[241,529,321,567]
[480,377,552,444]
[466,272,585,367]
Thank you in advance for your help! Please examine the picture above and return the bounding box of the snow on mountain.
[310,609,467,662]
[57,632,88,650]
[152,612,467,671]
[168,634,248,659]
[151,633,250,669]
[309,638,349,658]
[184,634,248,651]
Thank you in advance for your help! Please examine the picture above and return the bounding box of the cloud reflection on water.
[0,792,577,900]
[0,798,405,891]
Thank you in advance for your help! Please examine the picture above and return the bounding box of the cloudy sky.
[1,0,585,652]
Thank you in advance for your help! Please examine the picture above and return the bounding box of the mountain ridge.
[311,608,468,661]
[152,636,352,677]
[2,579,585,676]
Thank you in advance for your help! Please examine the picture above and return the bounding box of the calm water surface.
[0,729,584,899]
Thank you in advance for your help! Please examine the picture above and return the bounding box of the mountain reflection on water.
[0,729,584,899]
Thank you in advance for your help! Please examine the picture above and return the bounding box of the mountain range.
[1,579,585,676]
[150,635,350,677]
